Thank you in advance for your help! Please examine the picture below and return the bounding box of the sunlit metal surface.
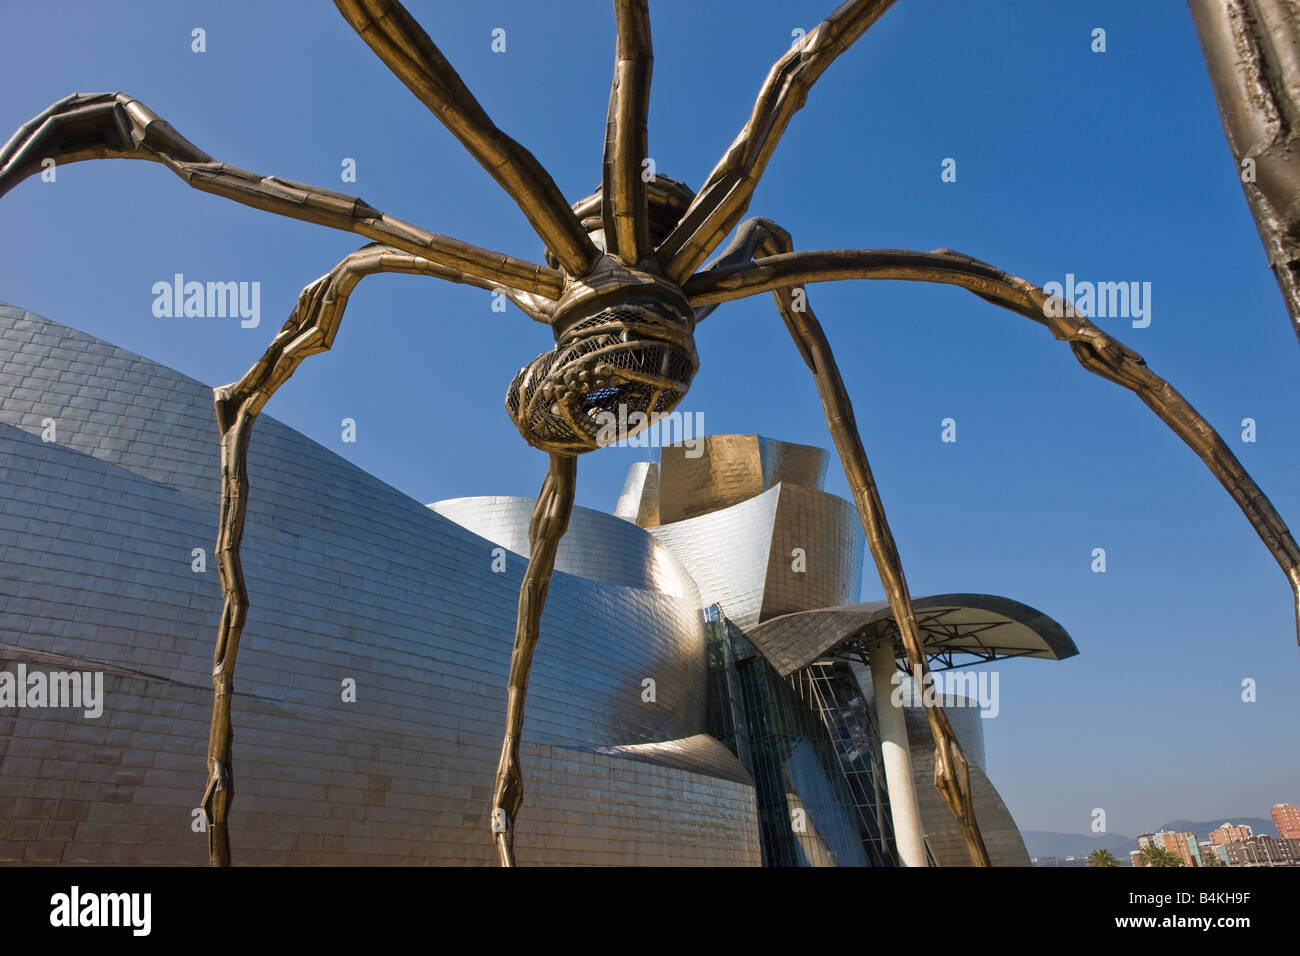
[430,495,698,601]
[648,438,865,632]
[657,434,828,525]
[0,304,759,866]
[902,704,1032,867]
[613,461,660,528]
[747,595,1079,678]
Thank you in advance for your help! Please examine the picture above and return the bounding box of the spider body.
[507,252,698,455]
[1,0,1295,870]
[507,177,703,454]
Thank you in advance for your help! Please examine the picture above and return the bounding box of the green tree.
[1137,844,1182,867]
[1088,849,1119,867]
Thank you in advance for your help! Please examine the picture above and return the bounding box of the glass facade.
[705,605,899,867]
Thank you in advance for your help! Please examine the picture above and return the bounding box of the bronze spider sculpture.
[1,0,1297,868]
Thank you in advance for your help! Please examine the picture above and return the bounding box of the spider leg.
[491,453,577,866]
[0,92,563,301]
[691,222,777,324]
[335,0,601,278]
[686,245,1300,647]
[601,0,654,266]
[203,244,527,866]
[1190,1,1300,347]
[657,0,897,284]
[702,217,991,865]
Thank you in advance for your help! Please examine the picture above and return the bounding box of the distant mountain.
[1157,818,1274,839]
[1023,830,1136,860]
[1024,817,1278,861]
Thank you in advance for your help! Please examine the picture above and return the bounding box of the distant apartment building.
[1199,841,1229,866]
[1156,830,1201,867]
[1132,830,1199,866]
[1272,804,1300,840]
[1223,835,1300,867]
[1210,821,1255,845]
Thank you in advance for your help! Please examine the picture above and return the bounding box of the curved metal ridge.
[747,593,1079,678]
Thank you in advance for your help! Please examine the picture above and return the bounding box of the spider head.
[505,264,698,455]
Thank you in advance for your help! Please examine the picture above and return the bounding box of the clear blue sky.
[2,0,1297,841]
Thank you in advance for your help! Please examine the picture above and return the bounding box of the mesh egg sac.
[506,298,698,454]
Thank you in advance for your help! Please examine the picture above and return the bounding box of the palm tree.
[1088,849,1119,867]
[1137,844,1183,867]
[1201,849,1226,867]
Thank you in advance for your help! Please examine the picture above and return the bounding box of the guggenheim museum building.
[0,301,1078,866]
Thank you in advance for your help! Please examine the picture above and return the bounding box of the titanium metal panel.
[902,704,1031,867]
[613,461,660,528]
[658,434,828,524]
[759,482,865,622]
[430,494,697,601]
[0,303,760,866]
[647,486,782,630]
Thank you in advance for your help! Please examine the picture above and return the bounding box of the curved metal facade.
[430,495,700,602]
[656,435,830,524]
[647,483,865,631]
[643,433,1067,867]
[902,704,1031,866]
[0,303,759,866]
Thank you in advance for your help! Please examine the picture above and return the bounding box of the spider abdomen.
[506,294,698,455]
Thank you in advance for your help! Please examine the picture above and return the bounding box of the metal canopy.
[746,593,1078,677]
